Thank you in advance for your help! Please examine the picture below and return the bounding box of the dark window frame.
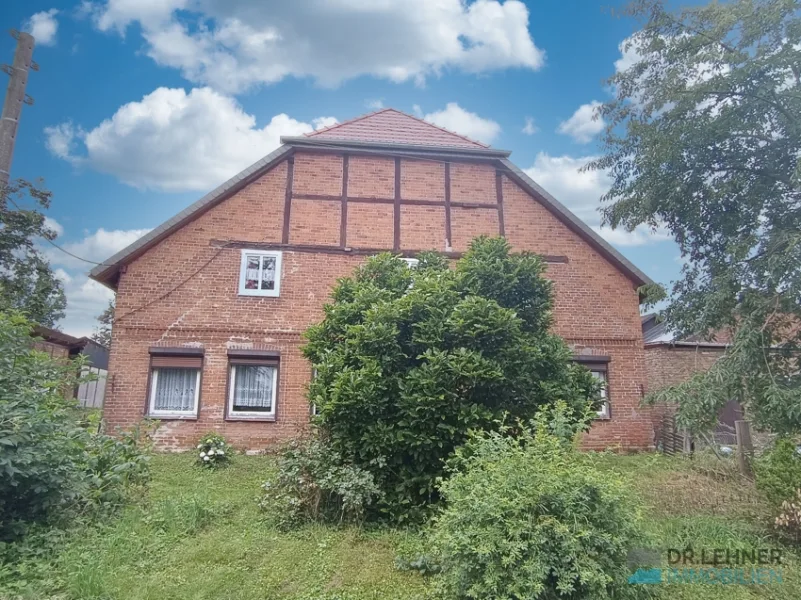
[225,350,280,422]
[144,347,204,420]
[573,355,612,420]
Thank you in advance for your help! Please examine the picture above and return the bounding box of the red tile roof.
[306,108,489,149]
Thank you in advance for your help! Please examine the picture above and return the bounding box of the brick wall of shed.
[104,152,654,451]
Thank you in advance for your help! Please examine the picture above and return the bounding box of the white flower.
[200,451,206,458]
[197,444,202,449]
[218,450,225,456]
[203,456,210,462]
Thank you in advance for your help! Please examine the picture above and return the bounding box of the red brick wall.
[105,151,654,451]
[644,345,724,392]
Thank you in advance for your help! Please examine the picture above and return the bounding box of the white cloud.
[45,87,335,192]
[365,99,384,110]
[43,216,64,237]
[312,116,338,130]
[423,102,500,145]
[615,33,645,73]
[54,268,72,284]
[557,101,605,143]
[25,9,59,46]
[45,227,152,270]
[522,116,538,135]
[46,227,152,337]
[59,278,115,338]
[92,0,545,93]
[412,104,423,117]
[524,152,671,247]
[44,122,82,162]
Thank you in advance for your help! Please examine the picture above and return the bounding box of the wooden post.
[735,420,754,477]
[683,430,693,456]
[0,31,35,186]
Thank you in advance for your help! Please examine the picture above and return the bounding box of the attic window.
[239,250,282,297]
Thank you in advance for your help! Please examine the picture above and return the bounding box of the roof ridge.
[307,107,489,148]
[305,107,394,138]
[388,107,490,149]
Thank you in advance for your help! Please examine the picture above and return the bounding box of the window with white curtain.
[148,367,201,418]
[239,250,282,297]
[228,360,278,419]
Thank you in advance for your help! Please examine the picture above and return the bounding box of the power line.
[3,194,112,266]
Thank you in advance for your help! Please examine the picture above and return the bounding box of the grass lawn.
[2,451,799,599]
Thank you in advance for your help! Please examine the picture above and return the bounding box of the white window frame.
[238,250,282,297]
[591,369,610,419]
[402,258,420,269]
[228,363,278,420]
[148,367,201,418]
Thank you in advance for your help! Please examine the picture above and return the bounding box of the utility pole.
[0,30,36,186]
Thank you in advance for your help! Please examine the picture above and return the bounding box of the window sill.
[238,291,280,298]
[147,414,198,421]
[225,415,277,422]
[593,415,612,421]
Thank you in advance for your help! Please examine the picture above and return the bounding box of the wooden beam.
[210,239,569,264]
[394,158,401,252]
[281,158,294,244]
[340,154,349,248]
[496,170,506,237]
[450,202,498,210]
[444,162,452,249]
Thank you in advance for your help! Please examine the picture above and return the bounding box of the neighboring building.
[32,326,109,408]
[90,108,655,451]
[642,314,741,442]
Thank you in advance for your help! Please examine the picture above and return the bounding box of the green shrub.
[304,237,597,520]
[0,313,151,540]
[260,434,382,529]
[755,437,801,506]
[430,408,648,600]
[195,432,233,469]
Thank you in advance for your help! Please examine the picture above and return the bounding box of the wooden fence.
[77,366,107,408]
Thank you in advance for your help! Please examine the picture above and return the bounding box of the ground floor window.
[590,368,610,419]
[573,355,611,419]
[147,349,203,418]
[227,351,279,420]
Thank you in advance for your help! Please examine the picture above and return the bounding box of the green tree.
[0,180,66,326]
[92,299,114,348]
[589,0,801,434]
[303,237,597,519]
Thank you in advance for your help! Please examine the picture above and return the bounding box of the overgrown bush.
[196,432,233,469]
[0,313,151,540]
[430,406,647,600]
[260,434,382,529]
[755,437,801,507]
[304,237,597,519]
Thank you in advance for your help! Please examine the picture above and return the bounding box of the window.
[590,369,610,419]
[310,368,321,416]
[402,258,419,269]
[239,250,282,297]
[227,352,279,420]
[573,355,611,420]
[147,349,203,418]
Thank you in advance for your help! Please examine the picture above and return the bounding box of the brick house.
[90,108,656,451]
[642,314,742,442]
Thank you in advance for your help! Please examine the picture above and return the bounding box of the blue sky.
[4,0,682,336]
